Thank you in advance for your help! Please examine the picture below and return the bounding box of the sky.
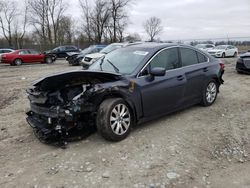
[67,0,250,41]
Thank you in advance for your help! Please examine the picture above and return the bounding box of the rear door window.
[180,48,199,67]
[19,50,29,55]
[28,50,39,54]
[197,52,208,63]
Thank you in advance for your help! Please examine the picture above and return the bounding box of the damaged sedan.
[26,43,224,145]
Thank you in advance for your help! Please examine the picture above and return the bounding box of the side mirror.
[150,67,166,77]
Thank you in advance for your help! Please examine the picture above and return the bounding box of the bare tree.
[79,0,110,43]
[0,1,17,47]
[109,0,131,42]
[57,16,74,45]
[13,1,29,49]
[0,0,28,48]
[29,0,67,48]
[79,0,93,42]
[48,0,67,45]
[143,17,163,42]
[92,0,110,43]
[79,0,131,43]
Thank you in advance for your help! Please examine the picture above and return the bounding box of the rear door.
[136,47,186,117]
[179,47,209,104]
[18,50,31,63]
[28,50,44,62]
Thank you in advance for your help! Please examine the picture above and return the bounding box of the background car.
[0,48,15,63]
[46,45,80,58]
[1,49,54,66]
[195,44,215,52]
[208,45,238,58]
[81,42,142,68]
[0,48,15,54]
[236,50,250,74]
[26,43,224,143]
[81,43,125,68]
[67,45,106,66]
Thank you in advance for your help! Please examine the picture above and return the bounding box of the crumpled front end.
[26,70,122,145]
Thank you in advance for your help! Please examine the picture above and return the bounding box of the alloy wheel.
[15,59,22,66]
[46,57,52,64]
[206,82,217,103]
[110,104,131,135]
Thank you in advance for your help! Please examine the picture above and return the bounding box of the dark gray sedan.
[26,43,224,145]
[236,50,250,74]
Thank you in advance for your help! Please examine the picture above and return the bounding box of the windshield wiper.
[106,59,120,73]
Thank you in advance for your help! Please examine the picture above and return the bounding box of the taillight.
[219,61,225,71]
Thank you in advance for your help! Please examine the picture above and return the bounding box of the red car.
[1,49,54,66]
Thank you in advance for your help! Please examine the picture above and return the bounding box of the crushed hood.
[33,70,122,91]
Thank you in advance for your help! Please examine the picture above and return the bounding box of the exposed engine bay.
[26,70,123,147]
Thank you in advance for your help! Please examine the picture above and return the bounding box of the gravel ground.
[0,58,250,188]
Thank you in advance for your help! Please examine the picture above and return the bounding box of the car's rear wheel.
[13,59,22,66]
[45,57,53,64]
[222,53,225,58]
[201,80,218,106]
[96,98,133,141]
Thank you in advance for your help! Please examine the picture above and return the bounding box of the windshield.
[89,48,149,75]
[100,44,122,54]
[80,46,95,55]
[214,45,227,50]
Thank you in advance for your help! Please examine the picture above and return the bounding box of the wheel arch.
[13,58,23,65]
[99,92,138,123]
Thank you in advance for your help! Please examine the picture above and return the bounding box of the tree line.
[0,0,165,51]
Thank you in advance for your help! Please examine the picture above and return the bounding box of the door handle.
[203,67,208,72]
[177,75,184,81]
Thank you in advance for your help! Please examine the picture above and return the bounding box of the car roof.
[124,42,179,51]
[0,48,14,50]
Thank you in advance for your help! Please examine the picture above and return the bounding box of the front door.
[136,47,186,118]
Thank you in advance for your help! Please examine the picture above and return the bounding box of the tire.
[44,57,53,64]
[13,58,22,66]
[234,52,237,57]
[201,80,218,107]
[96,98,133,141]
[222,53,225,58]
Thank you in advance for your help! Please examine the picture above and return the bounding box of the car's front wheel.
[96,98,133,141]
[201,80,218,106]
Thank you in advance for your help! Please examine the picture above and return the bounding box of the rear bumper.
[219,70,225,84]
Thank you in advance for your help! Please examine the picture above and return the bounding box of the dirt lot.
[0,58,250,188]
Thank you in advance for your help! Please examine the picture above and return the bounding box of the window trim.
[137,46,210,78]
[137,46,179,78]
